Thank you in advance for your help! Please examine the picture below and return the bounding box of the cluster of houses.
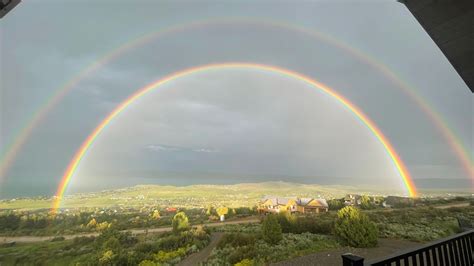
[344,194,415,208]
[258,196,329,214]
[258,194,416,214]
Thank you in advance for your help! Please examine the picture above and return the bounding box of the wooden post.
[341,253,364,266]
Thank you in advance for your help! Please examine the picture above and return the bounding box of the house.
[296,198,329,213]
[258,196,297,214]
[165,207,177,212]
[258,196,328,214]
[344,194,361,206]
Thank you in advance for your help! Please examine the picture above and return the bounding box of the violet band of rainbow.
[52,63,418,213]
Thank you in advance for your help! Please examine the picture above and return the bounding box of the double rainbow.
[1,19,471,189]
[52,63,418,212]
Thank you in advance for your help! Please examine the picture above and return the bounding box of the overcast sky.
[1,0,472,198]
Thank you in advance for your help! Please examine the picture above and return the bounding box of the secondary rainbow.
[52,63,418,212]
[3,19,470,187]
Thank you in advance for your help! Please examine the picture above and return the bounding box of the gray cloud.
[1,0,471,198]
[147,144,219,153]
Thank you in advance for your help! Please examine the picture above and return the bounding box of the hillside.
[1,181,469,210]
[0,181,373,210]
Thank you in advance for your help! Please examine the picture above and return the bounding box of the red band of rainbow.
[52,63,418,212]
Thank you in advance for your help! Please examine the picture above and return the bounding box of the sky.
[0,0,472,198]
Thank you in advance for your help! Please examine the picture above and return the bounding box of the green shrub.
[328,199,345,211]
[294,215,334,235]
[134,242,157,253]
[235,258,256,266]
[360,195,376,210]
[335,206,378,247]
[154,247,187,263]
[276,212,296,233]
[262,215,282,245]
[172,212,190,233]
[138,260,160,266]
[206,233,339,265]
[217,233,257,249]
[102,236,121,252]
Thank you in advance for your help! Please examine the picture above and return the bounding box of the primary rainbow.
[52,63,418,212]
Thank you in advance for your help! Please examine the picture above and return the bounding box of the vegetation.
[261,215,283,244]
[172,212,190,233]
[276,211,334,235]
[359,195,376,210]
[335,206,378,247]
[0,225,210,265]
[1,182,427,210]
[207,231,340,265]
[0,183,472,265]
[216,207,229,217]
[327,198,344,211]
[368,206,472,242]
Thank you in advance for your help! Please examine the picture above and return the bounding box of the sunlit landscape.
[1,1,472,265]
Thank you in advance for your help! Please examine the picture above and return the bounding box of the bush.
[134,242,157,253]
[274,212,334,235]
[293,215,334,235]
[276,212,296,233]
[138,260,160,266]
[328,199,344,211]
[360,195,376,210]
[217,233,257,249]
[103,236,121,252]
[262,215,282,245]
[154,247,187,263]
[172,212,190,233]
[206,233,340,265]
[335,206,378,247]
[235,258,256,266]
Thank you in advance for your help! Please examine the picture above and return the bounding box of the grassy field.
[1,181,470,211]
[0,182,369,210]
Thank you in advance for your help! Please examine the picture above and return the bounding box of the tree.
[102,236,121,252]
[360,195,375,210]
[97,221,111,231]
[151,210,161,220]
[328,198,344,211]
[206,206,213,216]
[216,207,229,216]
[99,250,115,265]
[87,218,97,228]
[276,211,296,233]
[262,214,282,244]
[335,206,378,247]
[172,212,189,233]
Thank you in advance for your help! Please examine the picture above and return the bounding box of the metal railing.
[342,229,473,266]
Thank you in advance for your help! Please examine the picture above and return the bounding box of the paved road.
[0,218,259,244]
[178,232,224,266]
[272,238,421,266]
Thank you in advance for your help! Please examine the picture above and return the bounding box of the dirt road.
[0,218,259,244]
[433,202,470,209]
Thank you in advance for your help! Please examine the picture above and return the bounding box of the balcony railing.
[342,229,473,266]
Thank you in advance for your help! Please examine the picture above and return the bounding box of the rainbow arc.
[52,63,418,213]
